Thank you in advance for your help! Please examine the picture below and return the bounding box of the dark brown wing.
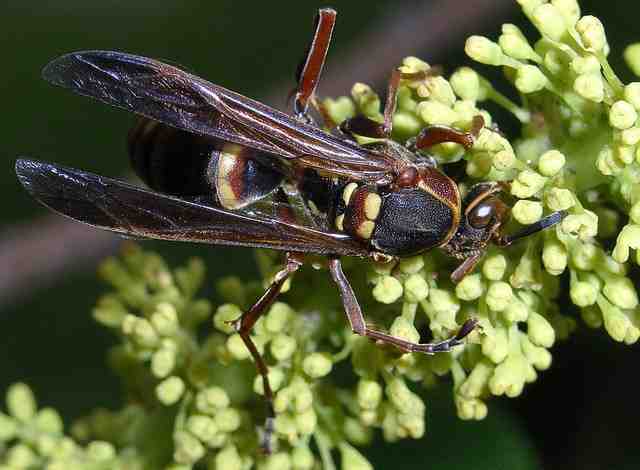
[42,50,401,183]
[15,159,369,257]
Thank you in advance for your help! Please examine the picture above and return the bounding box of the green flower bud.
[399,56,431,74]
[561,211,598,240]
[631,203,640,224]
[428,289,461,329]
[131,317,159,348]
[425,76,456,106]
[173,430,205,465]
[621,127,640,146]
[6,444,38,467]
[270,333,297,362]
[579,305,601,328]
[213,304,242,334]
[214,408,241,433]
[291,446,315,470]
[151,303,179,336]
[574,73,604,102]
[489,355,526,397]
[486,282,513,312]
[195,387,230,414]
[386,377,415,414]
[552,0,581,24]
[322,96,356,126]
[357,380,383,410]
[545,187,575,211]
[493,150,517,171]
[609,100,638,130]
[542,239,568,276]
[151,347,176,378]
[499,27,538,61]
[186,415,217,443]
[624,43,640,77]
[513,200,543,225]
[339,443,373,470]
[351,83,382,118]
[295,408,317,435]
[397,410,425,439]
[527,312,555,348]
[612,224,640,262]
[503,300,530,323]
[0,412,17,441]
[466,36,505,66]
[521,336,552,370]
[456,396,488,420]
[399,256,425,274]
[215,445,243,470]
[532,4,567,41]
[390,316,420,344]
[599,296,632,342]
[483,253,508,280]
[344,417,373,446]
[571,55,601,75]
[264,452,292,470]
[570,280,598,307]
[404,274,429,303]
[417,101,458,126]
[7,383,36,422]
[456,273,484,301]
[372,276,403,304]
[482,326,509,364]
[603,276,639,310]
[87,441,116,461]
[458,360,493,398]
[450,67,481,101]
[302,353,333,378]
[576,15,607,52]
[254,368,285,395]
[511,170,547,198]
[624,83,640,110]
[226,333,251,360]
[93,295,127,328]
[265,302,293,334]
[515,65,548,93]
[156,376,185,405]
[392,112,422,138]
[292,380,313,413]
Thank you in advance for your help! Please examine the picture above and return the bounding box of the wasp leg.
[413,115,485,151]
[230,253,303,453]
[339,69,401,139]
[293,8,336,124]
[328,258,476,354]
[450,252,484,284]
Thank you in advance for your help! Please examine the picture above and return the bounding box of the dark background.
[2,1,639,468]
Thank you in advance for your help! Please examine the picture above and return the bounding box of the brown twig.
[0,0,515,308]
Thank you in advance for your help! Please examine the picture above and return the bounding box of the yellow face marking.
[356,220,375,239]
[342,182,358,206]
[364,193,382,220]
[335,214,345,232]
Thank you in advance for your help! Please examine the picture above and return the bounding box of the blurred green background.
[2,1,640,468]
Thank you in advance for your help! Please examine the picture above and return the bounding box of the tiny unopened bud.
[254,368,285,395]
[486,282,513,312]
[372,276,403,304]
[527,312,555,348]
[603,276,639,310]
[612,224,640,262]
[265,302,293,334]
[610,100,638,130]
[542,240,568,276]
[483,253,508,280]
[576,15,607,53]
[466,36,505,66]
[545,188,575,211]
[195,386,230,414]
[339,443,374,470]
[417,101,458,126]
[515,65,548,93]
[226,333,251,360]
[456,273,484,301]
[532,4,567,41]
[404,274,429,302]
[7,383,36,422]
[624,43,640,77]
[450,67,481,101]
[513,200,543,225]
[214,408,241,433]
[302,353,333,378]
[213,304,242,334]
[151,303,179,336]
[215,445,243,470]
[270,333,297,362]
[151,347,176,378]
[357,380,383,410]
[174,430,205,465]
[511,170,547,198]
[156,376,185,405]
[538,150,566,176]
[574,73,604,102]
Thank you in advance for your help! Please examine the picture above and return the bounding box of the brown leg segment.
[328,258,477,354]
[294,8,336,122]
[414,115,485,151]
[230,253,303,453]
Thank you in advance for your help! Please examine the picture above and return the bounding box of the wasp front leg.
[328,258,477,354]
[411,115,485,151]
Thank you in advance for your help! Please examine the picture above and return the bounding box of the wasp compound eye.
[468,200,496,229]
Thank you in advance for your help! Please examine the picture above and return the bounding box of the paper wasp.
[16,8,565,451]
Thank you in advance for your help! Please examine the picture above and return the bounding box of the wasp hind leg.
[328,258,477,354]
[228,253,303,453]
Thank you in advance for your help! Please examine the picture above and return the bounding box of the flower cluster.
[3,0,640,468]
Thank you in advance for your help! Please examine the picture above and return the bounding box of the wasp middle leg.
[328,257,477,354]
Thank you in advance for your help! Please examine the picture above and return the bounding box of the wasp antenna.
[500,210,567,246]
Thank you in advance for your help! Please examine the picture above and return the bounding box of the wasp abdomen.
[128,118,284,209]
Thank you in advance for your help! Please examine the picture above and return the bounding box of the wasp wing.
[15,159,369,257]
[42,50,401,183]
